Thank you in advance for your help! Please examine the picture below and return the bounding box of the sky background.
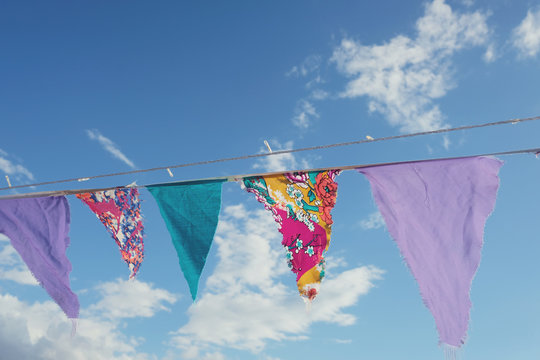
[1,0,540,359]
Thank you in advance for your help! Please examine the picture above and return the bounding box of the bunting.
[358,157,502,348]
[0,196,79,319]
[76,188,144,278]
[243,170,340,301]
[147,180,224,301]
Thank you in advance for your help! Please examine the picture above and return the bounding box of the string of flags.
[0,152,530,356]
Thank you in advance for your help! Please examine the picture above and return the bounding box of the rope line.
[1,115,539,193]
[1,145,539,200]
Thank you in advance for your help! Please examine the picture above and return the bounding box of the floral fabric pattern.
[243,170,340,300]
[76,188,144,278]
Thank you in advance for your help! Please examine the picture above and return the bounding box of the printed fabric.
[243,170,340,301]
[76,188,144,278]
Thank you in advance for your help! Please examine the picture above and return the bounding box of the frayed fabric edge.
[70,318,78,338]
[442,343,460,360]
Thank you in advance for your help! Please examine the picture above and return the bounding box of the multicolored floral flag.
[243,170,340,301]
[76,188,144,278]
[0,196,79,319]
[147,179,225,301]
[358,157,502,351]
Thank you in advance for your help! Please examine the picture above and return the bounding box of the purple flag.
[0,196,79,319]
[358,157,502,348]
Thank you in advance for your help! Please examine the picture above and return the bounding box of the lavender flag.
[358,157,502,348]
[0,196,79,319]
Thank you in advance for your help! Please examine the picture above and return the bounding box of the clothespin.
[5,175,11,188]
[77,177,90,182]
[167,168,174,177]
[366,135,374,140]
[264,140,273,153]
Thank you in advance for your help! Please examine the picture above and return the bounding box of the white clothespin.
[167,168,174,177]
[77,177,90,182]
[264,140,273,153]
[5,175,11,187]
[366,135,374,140]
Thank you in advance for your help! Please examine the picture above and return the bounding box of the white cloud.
[512,8,540,58]
[87,278,178,320]
[86,129,136,169]
[483,43,496,62]
[0,149,34,183]
[442,135,451,150]
[331,0,490,133]
[333,338,352,344]
[0,277,177,359]
[0,238,39,286]
[286,55,321,78]
[305,75,324,89]
[310,89,329,100]
[292,100,319,129]
[359,211,385,230]
[253,140,310,172]
[170,204,383,358]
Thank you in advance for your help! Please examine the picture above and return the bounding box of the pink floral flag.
[76,188,144,278]
[243,170,340,301]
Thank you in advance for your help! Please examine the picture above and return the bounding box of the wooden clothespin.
[264,140,273,153]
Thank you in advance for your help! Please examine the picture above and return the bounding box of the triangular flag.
[358,157,502,348]
[243,170,340,301]
[147,180,224,301]
[0,196,79,319]
[76,188,144,278]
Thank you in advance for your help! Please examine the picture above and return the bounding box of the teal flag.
[147,179,225,300]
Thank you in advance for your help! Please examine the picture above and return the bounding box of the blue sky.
[1,0,540,359]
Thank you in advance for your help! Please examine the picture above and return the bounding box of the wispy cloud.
[0,149,34,183]
[512,8,540,58]
[253,140,310,172]
[331,0,491,133]
[292,100,320,129]
[483,43,497,63]
[333,338,353,344]
[287,55,327,129]
[169,204,383,358]
[86,129,136,169]
[359,211,385,230]
[442,135,451,150]
[310,89,329,100]
[286,55,322,78]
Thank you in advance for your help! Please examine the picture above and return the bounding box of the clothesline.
[1,145,539,201]
[1,115,540,193]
